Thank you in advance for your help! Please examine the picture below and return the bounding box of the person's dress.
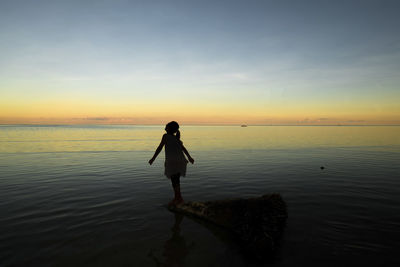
[164,134,188,178]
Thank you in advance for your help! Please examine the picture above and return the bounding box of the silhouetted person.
[149,121,194,206]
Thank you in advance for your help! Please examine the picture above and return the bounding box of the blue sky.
[1,0,399,124]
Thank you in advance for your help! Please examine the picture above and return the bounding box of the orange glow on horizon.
[1,95,399,125]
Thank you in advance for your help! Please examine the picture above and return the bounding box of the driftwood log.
[168,194,287,258]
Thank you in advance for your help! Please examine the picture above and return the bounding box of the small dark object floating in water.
[241,125,247,127]
[168,194,287,259]
[320,166,325,170]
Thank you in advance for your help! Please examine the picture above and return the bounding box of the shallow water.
[1,125,400,266]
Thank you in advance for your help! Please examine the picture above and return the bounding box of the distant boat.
[241,125,247,127]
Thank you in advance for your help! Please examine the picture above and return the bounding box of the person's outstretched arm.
[182,145,194,164]
[149,135,166,165]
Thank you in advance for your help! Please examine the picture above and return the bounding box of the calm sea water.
[1,125,400,266]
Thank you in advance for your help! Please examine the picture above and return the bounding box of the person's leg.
[170,173,183,204]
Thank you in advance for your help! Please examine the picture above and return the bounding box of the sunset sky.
[1,0,399,125]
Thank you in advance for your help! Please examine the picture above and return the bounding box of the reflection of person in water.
[163,213,190,267]
[149,121,194,206]
[148,213,194,267]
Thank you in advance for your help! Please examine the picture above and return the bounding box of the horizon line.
[1,123,400,127]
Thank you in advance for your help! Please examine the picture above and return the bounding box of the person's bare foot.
[168,199,176,206]
[175,197,184,206]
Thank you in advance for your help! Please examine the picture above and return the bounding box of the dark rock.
[168,194,287,259]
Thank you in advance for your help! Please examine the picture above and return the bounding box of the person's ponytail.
[176,130,181,140]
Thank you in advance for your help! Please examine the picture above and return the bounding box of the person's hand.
[149,158,155,165]
[188,157,194,164]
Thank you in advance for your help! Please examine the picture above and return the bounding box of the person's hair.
[166,121,180,139]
